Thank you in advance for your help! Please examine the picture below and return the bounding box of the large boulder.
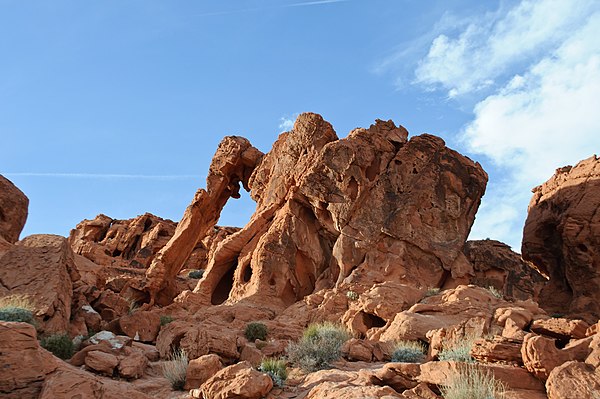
[200,361,272,399]
[0,235,80,333]
[522,155,600,322]
[0,175,28,244]
[463,239,546,301]
[193,113,487,308]
[0,322,151,399]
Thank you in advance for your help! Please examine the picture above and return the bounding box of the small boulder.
[84,350,119,376]
[200,361,272,399]
[185,354,223,390]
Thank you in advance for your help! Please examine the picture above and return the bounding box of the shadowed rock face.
[0,175,28,244]
[464,239,547,301]
[522,155,600,322]
[191,113,488,307]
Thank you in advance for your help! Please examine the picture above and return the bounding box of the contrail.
[2,172,202,181]
[193,0,351,17]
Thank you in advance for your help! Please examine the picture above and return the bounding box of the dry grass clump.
[0,294,36,325]
[287,322,350,372]
[162,348,188,390]
[0,294,36,311]
[438,333,478,363]
[391,340,426,363]
[259,357,288,387]
[440,365,506,399]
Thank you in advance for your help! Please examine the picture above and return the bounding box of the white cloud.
[413,0,600,250]
[415,0,596,97]
[278,115,297,131]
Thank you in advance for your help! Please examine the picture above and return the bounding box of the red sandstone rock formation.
[134,136,263,306]
[463,239,546,301]
[192,113,488,309]
[522,155,600,322]
[0,175,28,244]
[0,235,81,333]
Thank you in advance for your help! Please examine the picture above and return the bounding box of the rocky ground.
[1,113,599,398]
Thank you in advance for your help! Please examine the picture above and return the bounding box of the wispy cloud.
[2,172,202,180]
[193,0,350,18]
[415,0,597,97]
[410,0,600,250]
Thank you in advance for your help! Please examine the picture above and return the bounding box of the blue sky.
[2,0,599,251]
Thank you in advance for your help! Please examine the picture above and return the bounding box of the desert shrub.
[162,348,188,390]
[160,315,174,326]
[287,322,350,372]
[0,294,35,310]
[0,306,35,325]
[259,357,287,387]
[438,334,477,363]
[391,340,426,363]
[188,269,204,279]
[0,295,36,326]
[41,333,75,360]
[245,322,268,341]
[346,290,359,301]
[440,365,505,399]
[487,286,503,299]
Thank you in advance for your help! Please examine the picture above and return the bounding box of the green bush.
[188,269,204,279]
[391,340,426,363]
[245,322,268,341]
[259,357,287,387]
[0,306,35,325]
[160,315,174,326]
[287,322,350,372]
[162,348,188,390]
[440,365,505,399]
[41,333,75,360]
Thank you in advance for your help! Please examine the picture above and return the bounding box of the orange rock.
[370,362,420,391]
[190,114,486,310]
[545,360,600,398]
[69,213,176,270]
[0,322,57,398]
[418,361,544,393]
[0,175,28,244]
[522,155,600,322]
[521,333,593,380]
[530,318,589,341]
[200,361,273,399]
[379,285,501,343]
[117,347,148,379]
[463,239,546,301]
[140,136,263,306]
[85,350,119,376]
[0,235,79,333]
[118,310,161,342]
[185,354,223,390]
[400,382,441,398]
[471,336,523,365]
[0,322,150,399]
